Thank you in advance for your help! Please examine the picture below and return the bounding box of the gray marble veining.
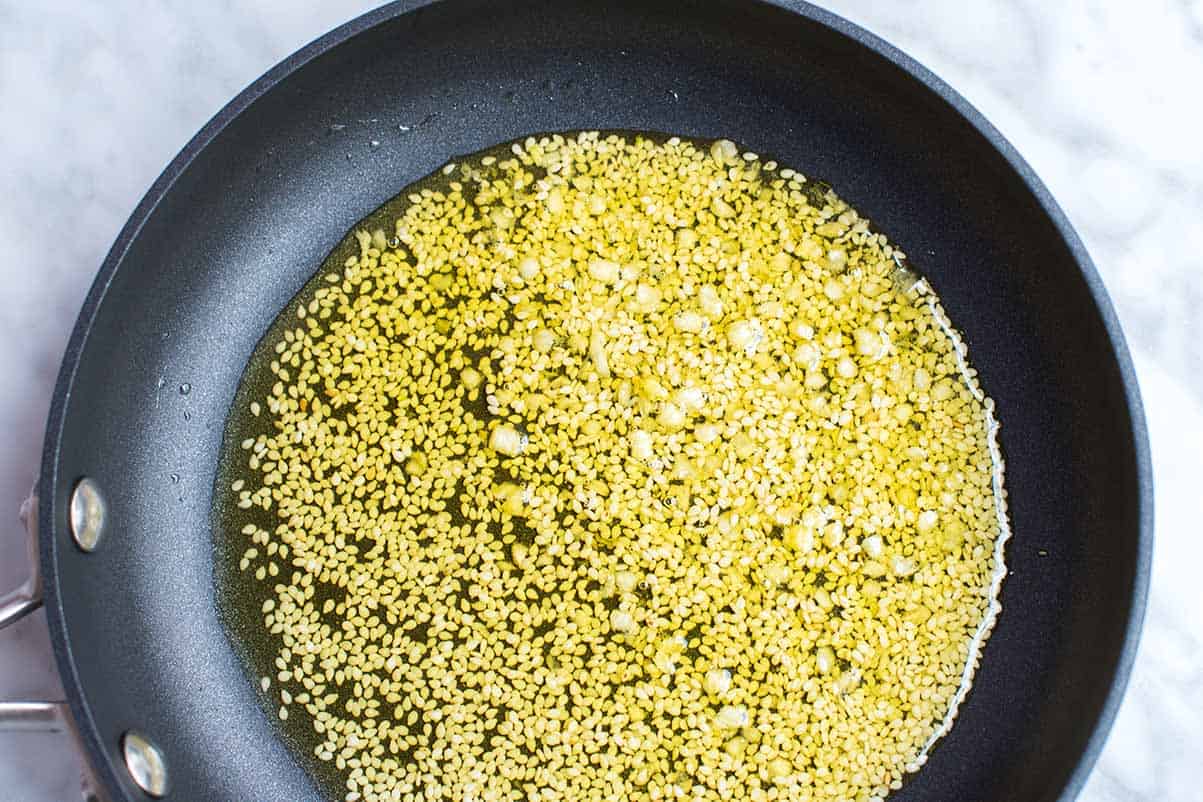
[1,2,1199,800]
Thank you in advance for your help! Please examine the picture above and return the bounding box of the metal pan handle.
[0,701,69,732]
[0,491,42,629]
[0,489,69,733]
[0,490,103,801]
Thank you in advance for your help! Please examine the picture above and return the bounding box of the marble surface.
[1,1,1199,800]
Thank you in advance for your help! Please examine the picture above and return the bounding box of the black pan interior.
[40,2,1149,801]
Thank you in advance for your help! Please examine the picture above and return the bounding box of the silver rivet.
[122,731,168,797]
[68,478,106,552]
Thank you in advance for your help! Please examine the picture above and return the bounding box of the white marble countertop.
[1,2,1199,800]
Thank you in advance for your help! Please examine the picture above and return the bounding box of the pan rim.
[37,1,1152,800]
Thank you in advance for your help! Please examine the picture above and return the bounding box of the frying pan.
[0,1,1151,800]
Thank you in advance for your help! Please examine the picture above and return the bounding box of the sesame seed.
[220,132,1009,802]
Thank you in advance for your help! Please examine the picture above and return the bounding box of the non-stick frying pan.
[0,1,1151,800]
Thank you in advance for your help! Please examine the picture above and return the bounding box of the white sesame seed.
[219,132,1008,802]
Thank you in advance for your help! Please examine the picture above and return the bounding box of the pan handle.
[0,491,94,799]
[0,700,96,802]
[0,488,69,733]
[0,701,69,732]
[0,491,43,629]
